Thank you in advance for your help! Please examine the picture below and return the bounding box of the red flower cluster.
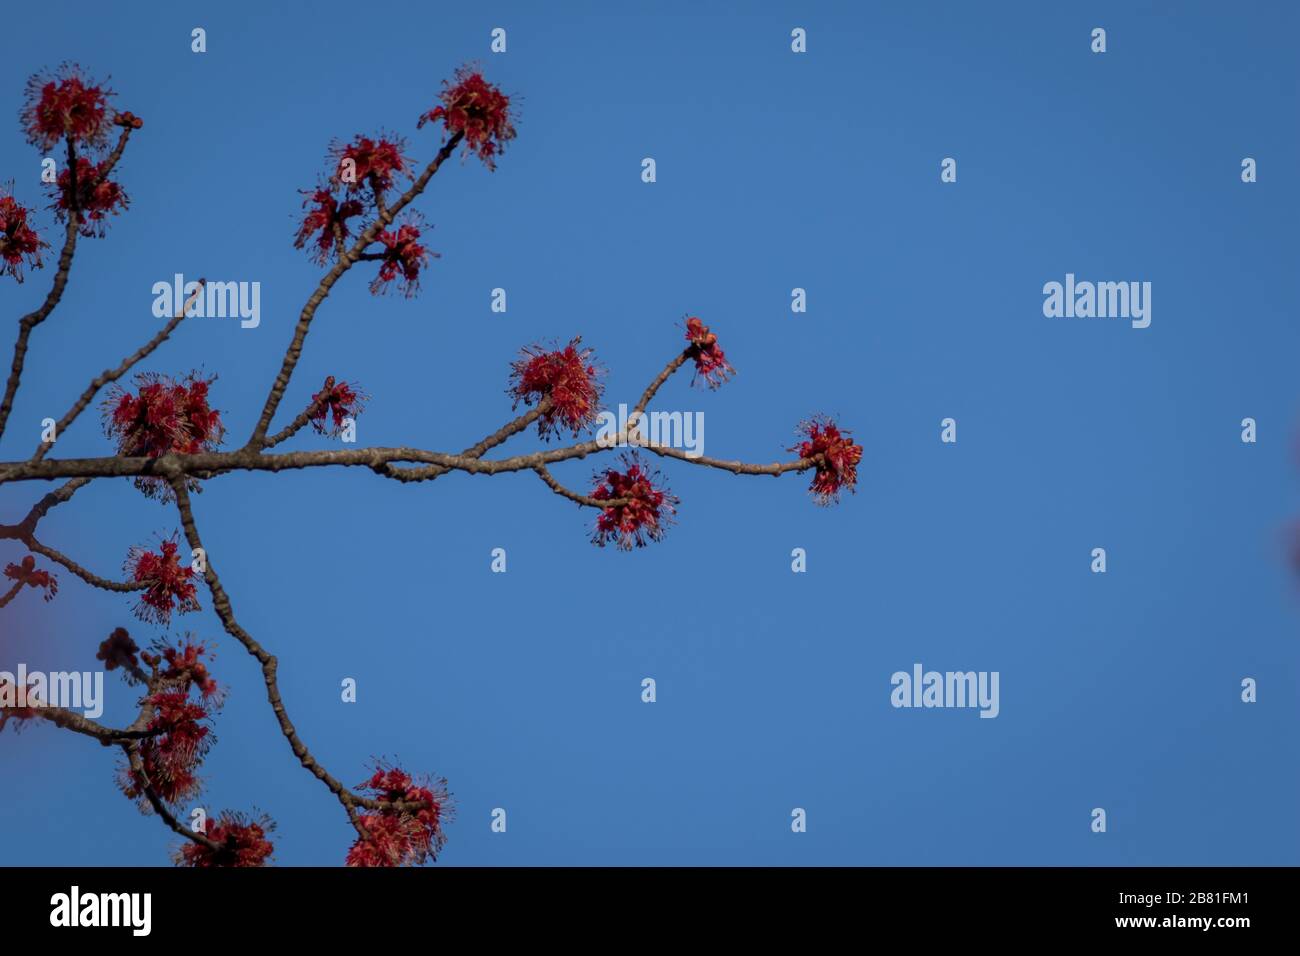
[121,690,212,808]
[153,639,219,699]
[294,186,364,265]
[310,376,367,437]
[331,134,410,195]
[792,417,863,504]
[125,535,199,625]
[175,811,276,868]
[0,681,40,732]
[418,66,516,170]
[591,453,679,550]
[0,188,45,282]
[104,371,224,458]
[96,627,140,675]
[684,316,734,389]
[52,156,128,236]
[3,555,58,601]
[346,764,452,867]
[369,217,435,297]
[508,338,603,438]
[21,64,112,150]
[103,371,224,498]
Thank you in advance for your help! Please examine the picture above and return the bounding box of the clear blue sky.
[2,0,1298,865]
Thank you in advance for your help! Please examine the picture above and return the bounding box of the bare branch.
[33,704,163,744]
[0,477,91,539]
[32,279,206,460]
[24,535,144,593]
[534,464,628,508]
[170,479,425,829]
[376,400,551,484]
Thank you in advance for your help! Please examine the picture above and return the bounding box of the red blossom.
[124,534,199,625]
[52,156,128,236]
[369,216,435,297]
[121,689,212,808]
[792,417,863,505]
[418,66,516,170]
[310,376,368,437]
[3,554,58,601]
[155,638,219,699]
[175,811,276,868]
[21,64,113,150]
[591,452,679,550]
[684,316,734,389]
[0,681,40,732]
[294,186,364,265]
[331,134,410,195]
[0,187,45,282]
[508,338,603,439]
[346,763,451,867]
[102,371,224,500]
[96,627,140,675]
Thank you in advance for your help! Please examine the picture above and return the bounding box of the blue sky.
[1,0,1298,865]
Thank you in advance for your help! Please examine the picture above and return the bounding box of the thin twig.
[32,280,206,460]
[24,535,145,593]
[534,465,628,508]
[248,132,464,447]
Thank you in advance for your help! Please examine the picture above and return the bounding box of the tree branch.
[24,535,145,593]
[0,126,135,445]
[169,479,426,830]
[534,464,628,508]
[0,477,90,539]
[247,131,464,448]
[32,279,206,460]
[125,745,222,851]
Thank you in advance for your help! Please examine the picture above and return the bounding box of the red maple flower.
[294,186,365,265]
[418,66,516,170]
[346,763,452,867]
[792,417,863,505]
[0,681,40,732]
[175,811,276,868]
[591,452,679,550]
[684,316,734,389]
[3,554,58,601]
[103,371,224,499]
[96,627,140,675]
[124,534,199,625]
[369,216,435,296]
[121,690,212,808]
[0,187,46,282]
[508,338,603,439]
[21,64,113,150]
[310,376,368,437]
[330,134,410,195]
[51,156,128,236]
[155,638,219,699]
